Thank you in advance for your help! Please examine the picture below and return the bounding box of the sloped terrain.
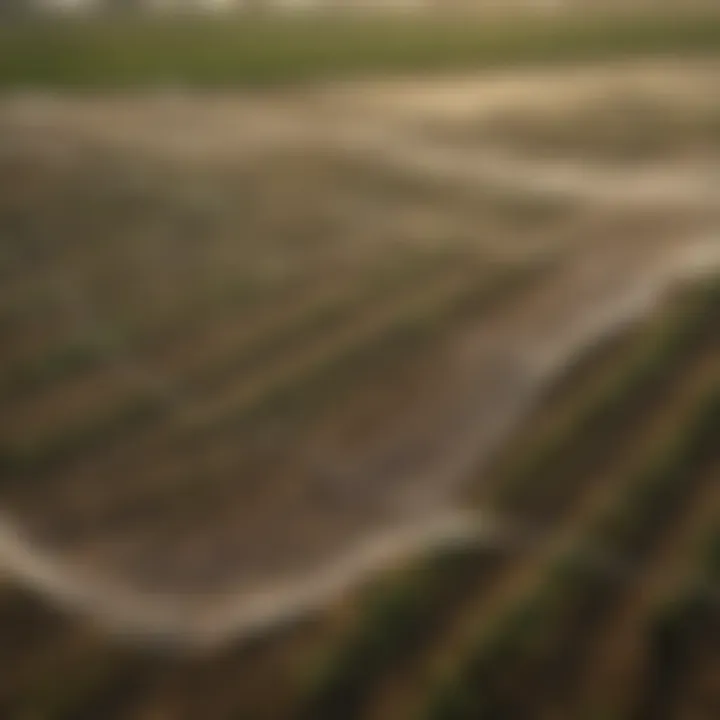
[0,58,718,719]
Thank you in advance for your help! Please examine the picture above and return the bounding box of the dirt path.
[4,58,717,158]
[318,58,720,126]
[2,60,719,211]
[339,134,720,208]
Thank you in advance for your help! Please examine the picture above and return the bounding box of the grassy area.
[0,12,719,88]
[424,383,719,720]
[488,278,720,517]
[301,548,493,720]
[643,528,720,719]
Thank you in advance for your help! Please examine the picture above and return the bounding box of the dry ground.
[0,57,718,719]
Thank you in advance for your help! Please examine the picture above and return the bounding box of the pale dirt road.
[2,58,718,158]
[3,60,718,222]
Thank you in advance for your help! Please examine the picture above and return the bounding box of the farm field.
[0,31,719,720]
[0,10,719,88]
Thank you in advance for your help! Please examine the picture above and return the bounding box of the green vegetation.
[302,545,501,720]
[590,390,719,560]
[424,378,719,720]
[0,12,719,88]
[490,279,720,517]
[639,526,720,720]
[296,279,720,720]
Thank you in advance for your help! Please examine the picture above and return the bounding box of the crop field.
[1,10,720,88]
[0,22,719,720]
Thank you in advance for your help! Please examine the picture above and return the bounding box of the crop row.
[298,277,719,720]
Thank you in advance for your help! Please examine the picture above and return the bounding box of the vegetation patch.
[0,13,719,88]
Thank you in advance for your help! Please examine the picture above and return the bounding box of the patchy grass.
[0,12,719,88]
[296,279,720,720]
[424,377,719,720]
[486,277,720,517]
[301,545,504,720]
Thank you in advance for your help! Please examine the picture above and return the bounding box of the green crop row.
[424,373,719,719]
[491,277,720,518]
[293,277,719,720]
[301,544,502,720]
[1,252,477,475]
[640,527,720,720]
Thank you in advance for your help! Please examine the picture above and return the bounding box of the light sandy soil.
[318,58,720,124]
[1,58,718,163]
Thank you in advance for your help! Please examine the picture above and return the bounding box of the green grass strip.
[1,13,719,89]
